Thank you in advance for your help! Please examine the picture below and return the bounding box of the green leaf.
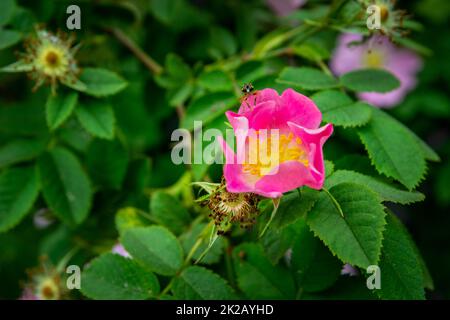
[166,53,191,80]
[0,60,33,72]
[325,160,335,177]
[0,0,15,26]
[270,188,319,230]
[38,148,92,226]
[155,53,191,89]
[62,78,87,92]
[0,29,21,50]
[87,139,129,189]
[150,191,191,235]
[277,67,338,90]
[413,242,435,291]
[0,166,40,232]
[115,207,150,236]
[306,183,386,269]
[395,37,432,57]
[180,223,225,264]
[232,243,295,299]
[292,42,330,62]
[340,69,400,93]
[301,277,377,300]
[416,135,440,162]
[0,139,46,169]
[291,219,342,292]
[167,82,193,107]
[181,92,236,130]
[358,109,426,190]
[326,170,425,204]
[75,101,115,140]
[376,213,425,300]
[261,220,300,265]
[197,70,233,92]
[122,226,183,276]
[252,29,289,59]
[148,0,209,30]
[45,92,78,130]
[81,253,160,300]
[209,27,237,58]
[172,266,236,299]
[76,68,127,97]
[236,60,267,84]
[312,90,372,127]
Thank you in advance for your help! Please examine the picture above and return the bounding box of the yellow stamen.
[363,50,384,69]
[242,131,309,177]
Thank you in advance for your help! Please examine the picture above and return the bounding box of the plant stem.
[317,59,333,76]
[159,278,175,297]
[225,246,236,288]
[259,197,281,238]
[322,187,344,217]
[107,27,163,75]
[158,220,211,298]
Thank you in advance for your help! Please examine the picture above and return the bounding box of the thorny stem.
[107,27,163,75]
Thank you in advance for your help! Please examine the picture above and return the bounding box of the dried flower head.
[362,0,409,39]
[203,178,260,231]
[19,27,80,93]
[21,256,68,300]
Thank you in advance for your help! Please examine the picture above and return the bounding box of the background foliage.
[0,0,449,300]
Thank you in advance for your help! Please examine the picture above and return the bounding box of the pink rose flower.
[341,263,359,277]
[219,88,333,198]
[18,287,38,300]
[330,33,422,108]
[112,243,131,258]
[265,0,307,16]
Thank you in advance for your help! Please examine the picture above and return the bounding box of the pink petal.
[217,136,255,193]
[287,122,334,189]
[281,88,322,129]
[239,88,280,115]
[254,161,311,198]
[225,111,249,162]
[330,33,365,76]
[243,89,322,131]
[265,0,306,16]
[246,101,287,131]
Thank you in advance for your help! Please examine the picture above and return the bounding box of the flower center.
[380,5,389,22]
[242,131,308,177]
[45,50,60,67]
[363,50,384,68]
[37,278,60,300]
[36,45,69,77]
[217,192,250,215]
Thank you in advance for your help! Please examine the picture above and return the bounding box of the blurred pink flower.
[265,0,307,16]
[33,209,54,230]
[111,243,131,258]
[219,88,333,198]
[18,287,38,300]
[330,33,422,108]
[341,263,359,277]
